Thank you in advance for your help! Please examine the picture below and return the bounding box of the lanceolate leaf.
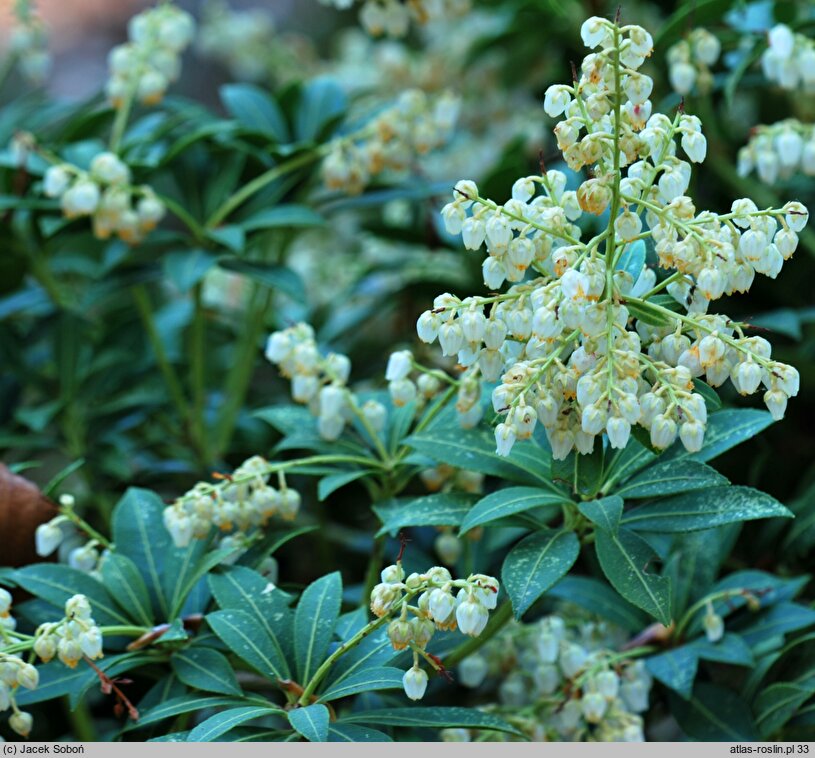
[126,696,249,731]
[405,426,558,490]
[669,683,758,741]
[755,682,815,738]
[502,530,580,618]
[288,704,330,742]
[111,487,172,617]
[188,705,284,742]
[327,725,392,742]
[620,486,792,533]
[206,609,290,681]
[459,487,567,534]
[548,576,648,632]
[340,707,522,735]
[13,564,131,626]
[664,409,773,463]
[171,648,242,696]
[99,553,154,626]
[687,634,754,667]
[613,460,728,499]
[374,493,478,537]
[577,495,624,532]
[645,647,699,699]
[208,566,294,665]
[294,572,342,683]
[595,528,672,625]
[220,83,288,142]
[318,667,404,702]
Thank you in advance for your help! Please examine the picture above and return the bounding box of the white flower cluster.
[8,0,50,84]
[323,89,460,195]
[266,323,388,441]
[385,348,483,427]
[318,0,470,38]
[737,119,815,184]
[424,16,807,460]
[35,495,104,573]
[329,16,544,186]
[163,456,301,549]
[666,28,720,95]
[33,594,103,670]
[761,24,815,92]
[106,3,195,108]
[445,614,651,742]
[42,152,165,243]
[370,564,499,701]
[1,590,40,738]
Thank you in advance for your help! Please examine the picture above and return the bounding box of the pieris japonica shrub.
[1,0,814,746]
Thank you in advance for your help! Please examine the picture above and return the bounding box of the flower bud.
[387,619,413,651]
[402,666,428,700]
[10,710,34,737]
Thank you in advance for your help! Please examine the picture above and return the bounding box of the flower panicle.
[420,15,807,461]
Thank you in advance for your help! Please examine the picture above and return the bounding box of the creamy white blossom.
[419,16,806,461]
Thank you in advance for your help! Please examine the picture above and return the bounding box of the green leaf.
[665,528,734,619]
[687,634,755,667]
[548,576,648,632]
[163,249,218,292]
[621,486,792,533]
[405,426,557,490]
[502,530,580,618]
[340,707,521,735]
[738,603,815,648]
[577,495,623,532]
[459,487,567,535]
[288,704,330,742]
[127,694,245,730]
[218,258,305,301]
[294,78,346,142]
[686,571,809,636]
[602,440,656,495]
[318,667,405,702]
[327,725,392,742]
[172,648,243,696]
[755,682,815,738]
[221,84,289,142]
[692,378,722,411]
[626,297,676,327]
[188,705,283,742]
[294,572,342,683]
[207,226,245,253]
[317,470,369,501]
[595,528,672,625]
[664,409,774,463]
[239,205,323,232]
[166,546,240,619]
[99,553,154,626]
[13,564,131,627]
[616,239,645,281]
[324,628,395,688]
[111,487,172,618]
[645,647,699,699]
[613,460,728,499]
[209,566,293,651]
[206,609,290,682]
[669,683,758,741]
[374,493,478,537]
